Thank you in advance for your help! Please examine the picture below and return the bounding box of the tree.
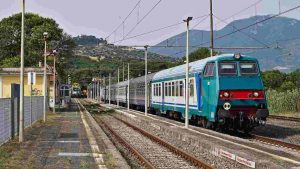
[262,70,286,89]
[182,48,218,62]
[279,81,296,91]
[0,13,64,67]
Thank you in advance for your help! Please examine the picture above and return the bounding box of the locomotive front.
[216,54,269,132]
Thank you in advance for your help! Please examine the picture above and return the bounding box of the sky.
[1,0,300,46]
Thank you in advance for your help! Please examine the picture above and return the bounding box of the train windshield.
[218,62,237,76]
[239,61,258,75]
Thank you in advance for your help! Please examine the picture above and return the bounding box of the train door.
[195,73,202,112]
[202,62,217,121]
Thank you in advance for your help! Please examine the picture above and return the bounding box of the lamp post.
[184,17,192,128]
[19,0,25,142]
[144,45,148,116]
[127,63,130,110]
[52,50,57,114]
[117,68,119,108]
[43,32,48,122]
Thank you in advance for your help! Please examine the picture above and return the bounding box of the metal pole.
[43,33,48,122]
[127,63,130,110]
[53,55,56,113]
[144,45,148,116]
[123,62,125,81]
[19,0,25,142]
[30,81,32,126]
[109,73,111,105]
[210,0,214,57]
[184,17,192,128]
[117,68,119,108]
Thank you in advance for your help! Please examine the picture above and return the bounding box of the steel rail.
[95,114,156,169]
[112,115,213,169]
[251,134,300,151]
[268,115,300,122]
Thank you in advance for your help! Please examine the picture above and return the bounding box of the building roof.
[0,67,53,75]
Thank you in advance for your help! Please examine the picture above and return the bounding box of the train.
[100,54,269,132]
[72,83,82,98]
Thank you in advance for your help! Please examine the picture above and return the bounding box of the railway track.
[250,134,300,151]
[81,100,212,169]
[268,115,300,122]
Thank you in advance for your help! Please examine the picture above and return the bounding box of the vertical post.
[117,68,119,108]
[19,0,25,142]
[53,54,56,113]
[278,0,281,14]
[123,62,125,81]
[184,17,192,128]
[109,73,111,105]
[30,72,33,127]
[127,63,130,110]
[43,32,48,123]
[144,45,148,116]
[210,0,214,57]
[103,77,106,103]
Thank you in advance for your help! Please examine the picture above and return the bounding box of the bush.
[266,89,300,114]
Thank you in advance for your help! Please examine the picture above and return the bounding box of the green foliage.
[266,89,300,114]
[280,81,296,92]
[0,13,69,67]
[73,35,105,45]
[0,56,20,67]
[262,70,286,90]
[182,48,218,62]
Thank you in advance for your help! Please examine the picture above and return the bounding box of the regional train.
[101,54,269,132]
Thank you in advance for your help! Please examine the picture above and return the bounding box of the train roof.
[109,73,156,88]
[152,54,257,81]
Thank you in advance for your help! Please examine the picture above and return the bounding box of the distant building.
[0,67,53,98]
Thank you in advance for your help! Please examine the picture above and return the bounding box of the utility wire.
[118,0,163,43]
[213,14,270,48]
[113,14,209,44]
[196,4,300,47]
[106,0,142,40]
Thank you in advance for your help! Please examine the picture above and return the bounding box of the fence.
[0,96,44,146]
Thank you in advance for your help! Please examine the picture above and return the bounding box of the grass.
[80,160,89,169]
[105,153,116,167]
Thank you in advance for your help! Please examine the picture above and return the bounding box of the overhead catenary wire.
[195,3,300,47]
[112,14,209,44]
[117,0,163,44]
[213,14,270,48]
[106,0,142,40]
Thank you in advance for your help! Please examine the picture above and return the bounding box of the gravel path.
[101,115,198,169]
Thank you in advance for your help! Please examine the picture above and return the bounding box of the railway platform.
[0,100,128,169]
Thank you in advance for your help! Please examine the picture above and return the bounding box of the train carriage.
[151,54,269,132]
[102,54,269,132]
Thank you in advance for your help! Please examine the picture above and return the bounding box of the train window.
[240,61,258,75]
[158,84,161,96]
[153,84,156,96]
[175,81,178,96]
[219,62,237,76]
[179,81,184,96]
[190,79,194,97]
[165,83,168,96]
[169,82,172,96]
[204,62,215,77]
[172,82,175,96]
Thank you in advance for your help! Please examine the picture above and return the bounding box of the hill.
[149,15,300,72]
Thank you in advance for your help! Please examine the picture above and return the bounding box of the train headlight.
[223,92,229,98]
[253,92,259,97]
[234,53,241,59]
[223,102,231,110]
